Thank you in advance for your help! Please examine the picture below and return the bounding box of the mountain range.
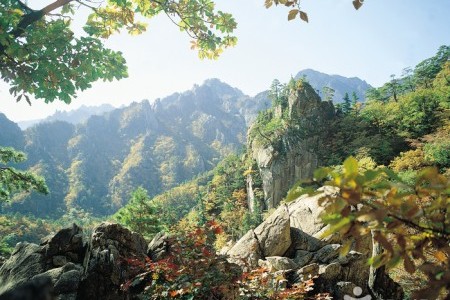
[0,70,371,218]
[17,104,116,130]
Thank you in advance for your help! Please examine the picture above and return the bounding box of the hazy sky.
[1,0,449,122]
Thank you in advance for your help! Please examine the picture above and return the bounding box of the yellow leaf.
[343,156,358,177]
[434,251,447,263]
[265,0,273,8]
[339,240,352,257]
[287,9,299,21]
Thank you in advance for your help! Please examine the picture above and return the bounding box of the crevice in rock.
[252,230,266,259]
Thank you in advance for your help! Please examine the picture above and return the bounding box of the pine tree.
[342,92,351,114]
[114,187,162,239]
[351,91,359,108]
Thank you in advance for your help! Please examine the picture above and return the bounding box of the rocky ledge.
[0,223,147,300]
[224,187,404,299]
[0,189,403,299]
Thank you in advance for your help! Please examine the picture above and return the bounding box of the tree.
[268,79,282,105]
[114,186,162,239]
[414,45,450,89]
[342,92,351,113]
[351,91,359,107]
[0,146,48,202]
[386,74,400,102]
[0,0,237,104]
[401,66,416,92]
[1,0,363,104]
[322,86,335,102]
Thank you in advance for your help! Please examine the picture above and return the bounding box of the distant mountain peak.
[194,78,245,97]
[18,104,116,130]
[295,69,372,103]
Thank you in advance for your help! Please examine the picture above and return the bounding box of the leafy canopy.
[0,0,362,104]
[0,0,237,104]
[311,158,450,299]
[114,186,162,239]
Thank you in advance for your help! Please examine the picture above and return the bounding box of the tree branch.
[0,0,75,55]
[361,199,450,239]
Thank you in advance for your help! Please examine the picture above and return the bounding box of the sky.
[1,0,450,122]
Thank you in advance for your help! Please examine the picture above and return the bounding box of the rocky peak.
[247,82,335,209]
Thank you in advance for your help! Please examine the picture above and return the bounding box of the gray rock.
[0,242,45,295]
[292,263,320,283]
[54,269,82,294]
[53,255,68,267]
[313,244,341,264]
[42,224,85,263]
[227,229,262,267]
[293,250,313,268]
[228,204,291,267]
[0,223,150,300]
[285,227,323,256]
[147,231,170,261]
[76,222,148,300]
[253,204,291,257]
[259,256,298,271]
[319,262,342,280]
[0,274,53,300]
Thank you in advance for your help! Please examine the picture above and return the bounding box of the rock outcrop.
[0,223,147,300]
[227,204,291,267]
[247,82,335,210]
[226,190,404,299]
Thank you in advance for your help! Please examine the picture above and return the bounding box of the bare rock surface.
[227,204,291,267]
[226,192,404,298]
[0,223,147,300]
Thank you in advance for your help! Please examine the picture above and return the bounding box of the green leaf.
[343,156,358,177]
[314,167,330,181]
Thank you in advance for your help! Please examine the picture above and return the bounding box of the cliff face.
[247,82,335,210]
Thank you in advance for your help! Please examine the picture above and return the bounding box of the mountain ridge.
[0,71,371,218]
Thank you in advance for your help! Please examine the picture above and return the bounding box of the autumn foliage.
[122,221,319,299]
[314,157,450,299]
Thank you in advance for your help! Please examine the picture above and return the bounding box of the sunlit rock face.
[247,82,335,210]
[224,190,404,299]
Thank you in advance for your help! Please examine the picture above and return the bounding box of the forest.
[0,0,449,299]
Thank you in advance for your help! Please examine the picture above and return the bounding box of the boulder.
[227,204,291,267]
[76,222,148,300]
[258,256,298,272]
[313,244,341,264]
[253,204,291,257]
[42,223,85,264]
[227,229,262,267]
[0,242,45,295]
[0,274,53,300]
[0,223,148,300]
[293,250,313,268]
[147,231,170,261]
[283,227,323,258]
